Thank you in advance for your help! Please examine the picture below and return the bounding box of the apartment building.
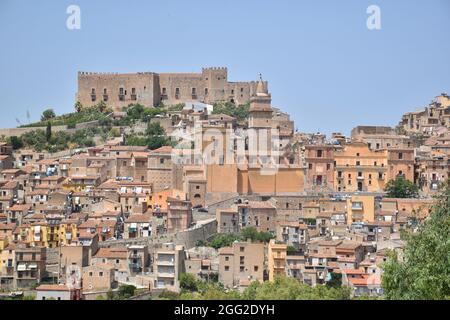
[218,241,265,289]
[153,243,185,292]
[267,239,287,281]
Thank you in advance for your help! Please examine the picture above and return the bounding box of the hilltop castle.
[76,67,267,110]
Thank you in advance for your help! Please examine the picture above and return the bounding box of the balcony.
[118,94,125,101]
[157,272,175,278]
[102,94,109,101]
[131,94,137,101]
[157,259,175,266]
[351,203,363,210]
[273,265,285,270]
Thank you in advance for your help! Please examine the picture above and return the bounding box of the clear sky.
[1,0,449,135]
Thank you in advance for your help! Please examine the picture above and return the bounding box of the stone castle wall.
[77,67,260,111]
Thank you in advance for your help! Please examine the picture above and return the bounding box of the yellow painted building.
[346,195,375,225]
[59,219,80,245]
[267,239,287,281]
[334,142,387,192]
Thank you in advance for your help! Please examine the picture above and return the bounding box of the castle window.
[191,88,197,97]
[91,88,96,102]
[205,88,208,95]
[175,88,180,99]
[240,88,244,92]
[398,152,403,160]
[231,89,234,94]
[317,150,323,158]
[131,88,137,100]
[119,87,125,101]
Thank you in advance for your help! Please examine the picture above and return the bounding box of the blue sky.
[0,0,449,135]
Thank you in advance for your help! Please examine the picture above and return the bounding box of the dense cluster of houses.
[0,78,448,300]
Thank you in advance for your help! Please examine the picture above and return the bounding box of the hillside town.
[0,67,449,300]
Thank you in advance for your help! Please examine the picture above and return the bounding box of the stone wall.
[77,67,260,110]
[77,72,159,111]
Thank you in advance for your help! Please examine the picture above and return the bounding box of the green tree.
[287,245,297,254]
[384,177,419,198]
[242,276,351,300]
[46,121,52,142]
[256,231,275,243]
[106,289,114,300]
[180,273,198,292]
[382,183,450,299]
[146,122,172,150]
[158,290,181,300]
[118,284,136,299]
[209,233,240,249]
[8,136,23,150]
[41,108,56,121]
[240,226,258,241]
[212,101,250,122]
[75,101,83,112]
[240,227,274,243]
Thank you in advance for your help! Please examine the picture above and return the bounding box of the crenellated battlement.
[76,66,260,111]
[78,71,154,76]
[202,67,228,73]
